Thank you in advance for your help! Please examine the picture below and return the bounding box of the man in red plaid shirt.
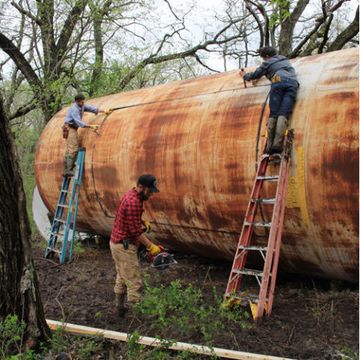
[110,174,161,316]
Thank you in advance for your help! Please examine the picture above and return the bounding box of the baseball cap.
[138,174,160,193]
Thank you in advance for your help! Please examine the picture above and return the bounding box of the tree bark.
[0,95,50,349]
[278,0,310,55]
[327,6,359,51]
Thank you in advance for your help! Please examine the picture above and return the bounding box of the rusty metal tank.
[35,48,359,281]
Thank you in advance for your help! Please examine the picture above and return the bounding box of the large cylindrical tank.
[35,49,359,281]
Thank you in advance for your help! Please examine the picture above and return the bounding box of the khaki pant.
[110,241,142,303]
[65,127,79,156]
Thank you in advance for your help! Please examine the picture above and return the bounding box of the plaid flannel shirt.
[110,188,144,245]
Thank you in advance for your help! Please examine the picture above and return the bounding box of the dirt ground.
[33,239,359,360]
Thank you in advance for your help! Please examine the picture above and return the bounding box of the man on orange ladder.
[241,47,299,154]
[110,174,162,316]
[63,93,110,176]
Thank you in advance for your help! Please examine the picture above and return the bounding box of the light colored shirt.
[64,103,99,128]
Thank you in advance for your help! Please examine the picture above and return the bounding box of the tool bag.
[62,124,69,139]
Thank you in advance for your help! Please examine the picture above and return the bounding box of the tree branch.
[11,1,42,25]
[245,0,264,49]
[56,0,88,58]
[278,0,310,55]
[318,13,334,53]
[0,33,42,91]
[327,6,359,51]
[9,100,38,121]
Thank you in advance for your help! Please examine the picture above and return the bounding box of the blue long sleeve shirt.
[243,55,297,82]
[64,103,99,128]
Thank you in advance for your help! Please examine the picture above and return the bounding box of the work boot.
[265,117,277,154]
[115,293,126,317]
[271,116,288,154]
[63,155,75,177]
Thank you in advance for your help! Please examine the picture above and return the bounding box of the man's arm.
[124,198,161,254]
[124,198,144,240]
[84,104,99,114]
[243,63,268,81]
[67,106,87,128]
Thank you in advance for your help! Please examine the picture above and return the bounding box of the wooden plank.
[46,319,295,360]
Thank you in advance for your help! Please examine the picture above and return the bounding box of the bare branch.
[10,1,42,25]
[327,6,359,51]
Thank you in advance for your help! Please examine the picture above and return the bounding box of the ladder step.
[234,292,260,303]
[250,198,276,205]
[244,221,272,228]
[262,153,281,159]
[238,245,268,251]
[46,248,61,254]
[50,231,64,237]
[58,204,68,208]
[233,268,263,277]
[61,190,68,193]
[256,175,279,181]
[54,218,66,224]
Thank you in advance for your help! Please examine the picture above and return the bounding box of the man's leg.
[272,84,297,152]
[63,128,79,176]
[267,83,283,153]
[110,241,127,316]
[265,118,277,153]
[121,244,142,307]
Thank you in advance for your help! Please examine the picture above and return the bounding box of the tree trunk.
[0,95,50,349]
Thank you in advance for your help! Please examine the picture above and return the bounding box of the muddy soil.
[33,241,358,360]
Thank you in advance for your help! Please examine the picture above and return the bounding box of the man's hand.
[142,220,152,233]
[243,73,252,81]
[104,109,112,115]
[147,243,161,256]
[239,68,246,77]
[89,125,99,131]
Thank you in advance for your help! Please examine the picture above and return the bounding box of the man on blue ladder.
[241,47,299,154]
[63,93,111,176]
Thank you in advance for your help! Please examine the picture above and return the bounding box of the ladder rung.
[244,221,272,228]
[256,175,279,181]
[50,232,64,237]
[250,198,276,205]
[58,204,68,208]
[233,268,263,277]
[46,248,61,254]
[238,245,268,251]
[235,292,260,303]
[61,190,68,193]
[54,218,66,224]
[262,153,282,159]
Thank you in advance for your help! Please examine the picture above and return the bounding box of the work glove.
[147,243,161,256]
[89,125,99,131]
[142,220,152,233]
[104,109,113,115]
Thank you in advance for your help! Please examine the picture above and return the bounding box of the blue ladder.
[45,148,85,264]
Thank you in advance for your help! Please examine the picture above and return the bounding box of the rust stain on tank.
[34,49,359,281]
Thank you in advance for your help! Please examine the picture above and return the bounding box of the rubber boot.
[115,293,126,317]
[265,117,277,154]
[63,155,75,177]
[271,116,288,154]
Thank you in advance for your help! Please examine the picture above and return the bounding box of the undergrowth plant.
[133,278,250,347]
[0,315,40,360]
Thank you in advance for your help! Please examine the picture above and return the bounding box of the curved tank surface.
[35,49,359,281]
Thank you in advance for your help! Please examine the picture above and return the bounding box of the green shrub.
[134,279,249,347]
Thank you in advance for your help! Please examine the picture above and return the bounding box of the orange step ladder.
[224,130,294,320]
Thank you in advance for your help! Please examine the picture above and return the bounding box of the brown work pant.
[110,241,142,303]
[65,127,79,157]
